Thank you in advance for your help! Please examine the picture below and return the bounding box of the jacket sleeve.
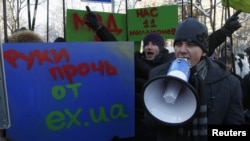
[95,25,117,41]
[208,29,227,56]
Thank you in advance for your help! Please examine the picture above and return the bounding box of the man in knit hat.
[145,18,245,141]
[135,32,175,96]
[142,33,168,60]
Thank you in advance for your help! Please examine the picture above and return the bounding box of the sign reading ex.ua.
[3,42,134,141]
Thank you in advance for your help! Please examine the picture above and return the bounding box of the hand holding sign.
[85,6,101,31]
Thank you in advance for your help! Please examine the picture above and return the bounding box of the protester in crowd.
[219,42,249,79]
[219,47,233,70]
[135,32,175,141]
[219,43,250,125]
[235,44,250,78]
[241,47,250,124]
[84,6,117,41]
[145,18,245,141]
[54,37,66,42]
[219,43,250,124]
[218,53,243,82]
[235,53,250,78]
[7,27,44,43]
[245,47,250,64]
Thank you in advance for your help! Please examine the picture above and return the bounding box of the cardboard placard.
[4,42,134,141]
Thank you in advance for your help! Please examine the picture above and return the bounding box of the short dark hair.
[54,37,66,42]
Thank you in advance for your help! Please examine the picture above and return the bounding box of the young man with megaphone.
[143,18,245,141]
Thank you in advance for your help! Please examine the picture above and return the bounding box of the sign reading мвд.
[3,42,134,141]
[66,9,127,41]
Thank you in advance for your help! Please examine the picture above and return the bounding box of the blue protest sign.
[3,42,134,141]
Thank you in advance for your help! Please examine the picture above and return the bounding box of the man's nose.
[179,44,188,52]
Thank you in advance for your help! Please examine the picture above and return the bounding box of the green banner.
[66,5,178,42]
[222,0,250,13]
[66,9,127,41]
[127,5,178,41]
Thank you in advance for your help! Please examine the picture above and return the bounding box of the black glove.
[85,6,101,31]
[221,10,242,36]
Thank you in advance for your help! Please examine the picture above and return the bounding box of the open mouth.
[147,52,154,58]
[147,52,153,55]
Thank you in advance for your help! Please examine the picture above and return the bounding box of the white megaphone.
[142,58,198,125]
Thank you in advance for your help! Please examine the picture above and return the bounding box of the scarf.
[178,59,208,141]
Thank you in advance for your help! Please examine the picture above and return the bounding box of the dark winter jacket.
[146,57,245,141]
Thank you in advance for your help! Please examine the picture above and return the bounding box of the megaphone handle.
[163,80,181,104]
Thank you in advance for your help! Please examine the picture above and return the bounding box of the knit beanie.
[174,18,209,53]
[143,33,165,51]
